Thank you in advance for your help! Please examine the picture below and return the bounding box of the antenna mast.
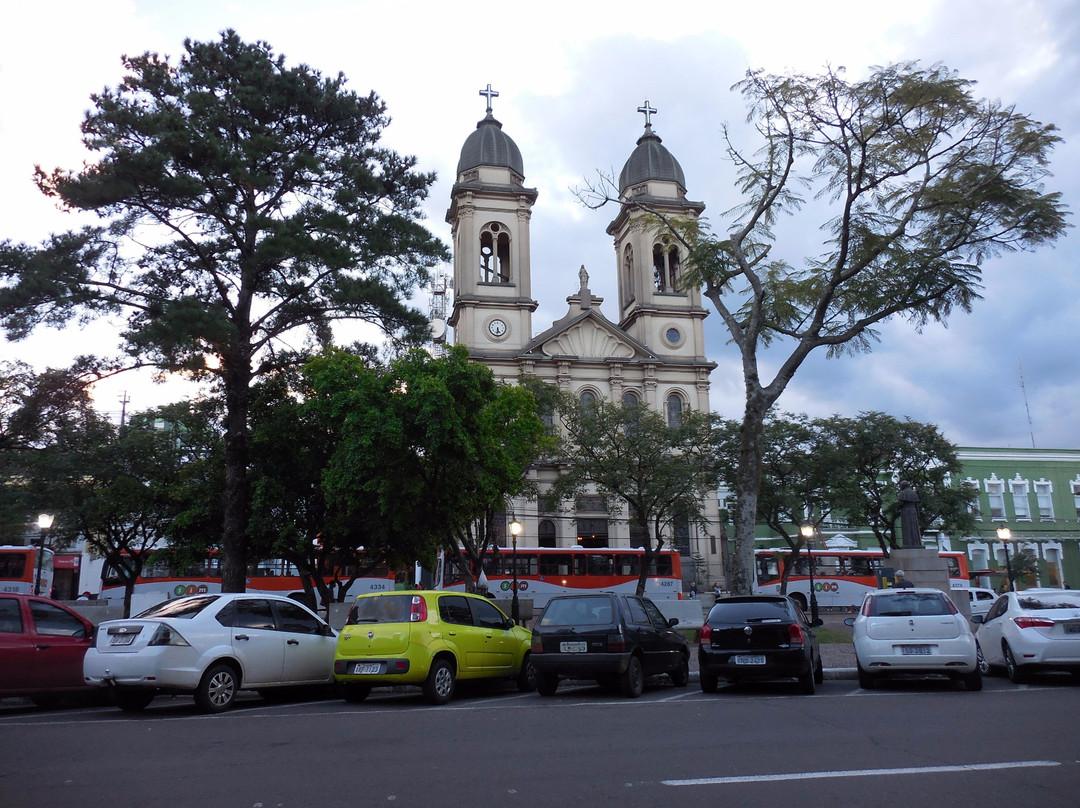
[1018,361,1036,449]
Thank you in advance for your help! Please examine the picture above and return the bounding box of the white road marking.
[662,759,1060,787]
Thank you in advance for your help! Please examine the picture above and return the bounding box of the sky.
[1,0,1077,450]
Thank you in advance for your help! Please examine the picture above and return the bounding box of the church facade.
[444,89,726,591]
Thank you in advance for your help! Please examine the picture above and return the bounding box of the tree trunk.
[220,365,252,593]
[732,393,770,595]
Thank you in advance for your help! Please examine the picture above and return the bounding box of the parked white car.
[973,588,1080,683]
[84,593,336,713]
[967,587,1000,621]
[846,588,981,691]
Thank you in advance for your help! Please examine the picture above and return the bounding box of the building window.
[1072,479,1080,519]
[479,224,511,283]
[962,478,981,520]
[576,517,608,548]
[652,242,682,293]
[1011,478,1031,521]
[623,245,635,306]
[580,390,597,414]
[672,515,690,553]
[666,393,683,427]
[1035,480,1054,521]
[538,519,557,548]
[622,391,639,407]
[985,478,1005,520]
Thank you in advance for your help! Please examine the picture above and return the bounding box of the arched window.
[580,390,597,414]
[538,519,557,548]
[666,392,683,427]
[623,245,635,305]
[479,223,511,283]
[621,391,640,407]
[653,242,682,293]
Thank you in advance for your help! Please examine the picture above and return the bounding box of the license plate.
[733,654,766,665]
[351,663,381,675]
[1065,624,1080,634]
[900,645,931,655]
[108,634,136,646]
[560,641,587,653]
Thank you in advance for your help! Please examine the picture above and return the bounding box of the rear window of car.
[345,594,413,625]
[1017,593,1080,611]
[708,599,790,623]
[538,596,614,627]
[137,595,219,619]
[868,592,950,616]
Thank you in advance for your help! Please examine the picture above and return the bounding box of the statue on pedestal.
[898,481,921,549]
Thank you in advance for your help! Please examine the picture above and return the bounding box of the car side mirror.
[971,614,984,625]
[505,618,516,630]
[843,617,856,627]
[811,619,824,628]
[667,617,679,628]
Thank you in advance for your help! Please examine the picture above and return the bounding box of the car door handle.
[35,643,52,650]
[287,639,299,646]
[235,634,250,641]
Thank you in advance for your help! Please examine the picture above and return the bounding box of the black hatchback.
[530,593,690,698]
[699,595,822,694]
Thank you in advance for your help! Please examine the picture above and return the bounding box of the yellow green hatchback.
[333,590,534,704]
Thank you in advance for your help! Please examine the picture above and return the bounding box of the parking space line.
[662,759,1060,787]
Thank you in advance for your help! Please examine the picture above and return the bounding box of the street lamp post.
[509,517,522,624]
[800,524,820,624]
[997,526,1014,592]
[33,513,54,596]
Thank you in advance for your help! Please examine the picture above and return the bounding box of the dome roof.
[456,113,524,177]
[618,124,686,193]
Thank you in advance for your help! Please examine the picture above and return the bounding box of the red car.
[0,593,95,707]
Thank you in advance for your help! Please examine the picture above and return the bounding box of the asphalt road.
[2,671,1078,808]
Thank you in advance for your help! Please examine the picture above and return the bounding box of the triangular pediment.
[523,310,655,361]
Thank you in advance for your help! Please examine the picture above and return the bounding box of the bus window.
[816,555,841,575]
[538,553,572,576]
[944,556,960,578]
[848,556,873,576]
[757,555,779,584]
[614,555,639,577]
[0,553,28,579]
[587,554,614,577]
[791,555,810,576]
[653,554,673,577]
[509,553,538,577]
[142,558,171,579]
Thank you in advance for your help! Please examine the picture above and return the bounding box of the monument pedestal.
[888,548,968,618]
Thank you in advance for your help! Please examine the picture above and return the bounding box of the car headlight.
[147,625,191,647]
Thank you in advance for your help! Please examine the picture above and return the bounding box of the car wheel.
[798,660,817,695]
[423,657,456,705]
[195,662,239,713]
[516,654,536,693]
[857,663,875,690]
[620,655,644,698]
[342,683,371,703]
[535,670,558,697]
[114,688,155,712]
[976,641,993,675]
[669,654,690,687]
[1003,644,1027,684]
[29,694,64,710]
[700,668,718,693]
[962,668,983,692]
[814,653,824,684]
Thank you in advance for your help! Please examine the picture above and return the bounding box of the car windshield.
[137,595,219,619]
[345,595,413,625]
[709,599,789,623]
[1017,593,1080,611]
[868,592,949,617]
[538,596,613,627]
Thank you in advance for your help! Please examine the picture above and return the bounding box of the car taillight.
[410,595,428,623]
[788,623,805,645]
[607,629,626,652]
[531,634,543,654]
[861,598,873,617]
[148,625,189,647]
[944,598,959,615]
[1014,616,1055,629]
[699,623,712,644]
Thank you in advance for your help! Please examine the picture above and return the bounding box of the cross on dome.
[479,84,500,114]
[637,100,657,127]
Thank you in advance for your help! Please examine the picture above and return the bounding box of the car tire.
[857,663,875,690]
[342,683,371,703]
[114,688,155,712]
[814,653,824,684]
[535,670,558,697]
[195,662,239,713]
[976,641,993,676]
[669,654,690,687]
[516,654,536,693]
[700,668,718,693]
[1003,643,1027,684]
[962,668,983,692]
[423,657,456,705]
[798,661,817,695]
[620,655,644,698]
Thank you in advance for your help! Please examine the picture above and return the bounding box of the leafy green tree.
[822,412,977,552]
[552,396,719,596]
[0,31,448,592]
[304,346,548,593]
[582,63,1067,593]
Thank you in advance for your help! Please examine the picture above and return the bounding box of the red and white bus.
[753,547,970,611]
[99,552,403,614]
[437,547,684,609]
[0,545,54,596]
